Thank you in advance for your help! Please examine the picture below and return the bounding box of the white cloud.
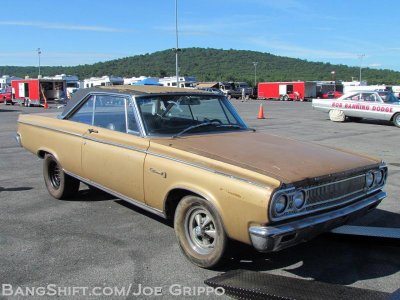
[0,21,126,32]
[248,37,358,60]
[0,51,131,66]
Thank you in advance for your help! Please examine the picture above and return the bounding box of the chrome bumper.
[249,191,386,252]
[15,133,22,147]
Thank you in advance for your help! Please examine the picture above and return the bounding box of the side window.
[127,100,139,133]
[343,93,361,101]
[363,93,377,102]
[93,95,127,133]
[69,95,95,125]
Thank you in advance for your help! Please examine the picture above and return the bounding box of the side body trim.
[18,120,270,189]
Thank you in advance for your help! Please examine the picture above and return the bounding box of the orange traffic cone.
[44,101,49,109]
[257,104,265,119]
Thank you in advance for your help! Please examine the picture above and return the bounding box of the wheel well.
[391,112,399,121]
[164,189,200,220]
[37,150,49,159]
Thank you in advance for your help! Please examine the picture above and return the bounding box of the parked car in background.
[228,82,253,99]
[17,86,388,268]
[322,90,343,99]
[0,86,13,105]
[198,87,224,95]
[313,91,400,127]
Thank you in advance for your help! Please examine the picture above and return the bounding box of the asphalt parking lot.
[0,100,399,299]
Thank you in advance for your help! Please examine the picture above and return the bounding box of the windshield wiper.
[215,124,242,129]
[172,122,221,138]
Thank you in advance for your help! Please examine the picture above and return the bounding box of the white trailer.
[83,76,124,88]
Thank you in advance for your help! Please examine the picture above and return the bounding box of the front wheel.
[43,154,80,199]
[393,113,400,128]
[329,109,345,122]
[174,196,227,268]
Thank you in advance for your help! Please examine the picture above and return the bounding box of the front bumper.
[249,191,386,252]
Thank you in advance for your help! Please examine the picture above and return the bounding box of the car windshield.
[136,94,247,136]
[383,93,399,103]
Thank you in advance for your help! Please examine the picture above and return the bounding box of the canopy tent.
[133,78,162,86]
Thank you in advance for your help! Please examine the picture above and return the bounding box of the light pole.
[358,54,365,85]
[331,71,336,93]
[37,48,42,77]
[174,0,180,87]
[252,62,258,88]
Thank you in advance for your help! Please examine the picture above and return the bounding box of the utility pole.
[174,0,180,87]
[37,48,42,77]
[252,62,258,87]
[358,54,365,85]
[331,71,336,93]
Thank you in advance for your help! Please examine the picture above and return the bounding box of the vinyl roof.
[61,85,208,118]
[98,85,207,95]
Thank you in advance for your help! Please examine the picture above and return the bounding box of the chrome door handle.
[150,168,167,178]
[88,128,98,134]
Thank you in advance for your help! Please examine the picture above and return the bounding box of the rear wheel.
[393,113,400,128]
[174,196,227,268]
[43,154,80,199]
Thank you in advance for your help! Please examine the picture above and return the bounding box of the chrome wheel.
[48,160,61,189]
[185,207,217,255]
[394,113,400,128]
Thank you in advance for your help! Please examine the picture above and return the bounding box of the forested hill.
[2,48,400,85]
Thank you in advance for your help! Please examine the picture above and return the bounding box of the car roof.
[61,85,209,118]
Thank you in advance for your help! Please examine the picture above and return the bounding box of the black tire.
[174,196,228,268]
[347,116,362,122]
[393,113,400,128]
[43,154,80,199]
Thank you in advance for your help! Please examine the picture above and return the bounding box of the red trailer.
[258,81,317,101]
[11,78,67,107]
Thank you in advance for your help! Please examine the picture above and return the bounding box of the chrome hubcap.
[185,207,217,255]
[49,161,61,189]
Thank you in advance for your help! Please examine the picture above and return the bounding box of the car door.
[81,94,149,202]
[340,92,364,117]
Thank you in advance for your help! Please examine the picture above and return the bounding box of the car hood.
[150,131,381,185]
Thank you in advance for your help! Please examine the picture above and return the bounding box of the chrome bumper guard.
[249,191,386,252]
[15,133,22,147]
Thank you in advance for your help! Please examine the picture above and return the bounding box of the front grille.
[306,175,366,208]
[270,166,387,222]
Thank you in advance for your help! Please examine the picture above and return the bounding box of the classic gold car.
[16,86,388,268]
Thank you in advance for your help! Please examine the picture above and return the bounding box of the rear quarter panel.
[17,113,87,176]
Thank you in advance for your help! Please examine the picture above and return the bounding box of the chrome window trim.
[130,95,146,137]
[62,92,134,120]
[269,166,387,222]
[63,170,166,218]
[133,94,249,138]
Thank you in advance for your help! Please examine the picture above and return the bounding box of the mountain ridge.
[1,48,399,85]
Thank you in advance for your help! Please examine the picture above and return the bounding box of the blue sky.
[1,0,400,71]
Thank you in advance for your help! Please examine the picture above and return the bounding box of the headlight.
[374,170,384,185]
[293,190,306,209]
[366,172,374,188]
[274,194,288,214]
